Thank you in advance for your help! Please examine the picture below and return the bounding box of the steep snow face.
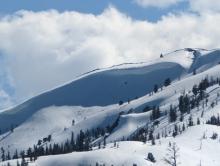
[1,60,220,155]
[189,50,220,73]
[1,48,215,132]
[0,62,185,131]
[0,48,220,160]
[0,48,216,124]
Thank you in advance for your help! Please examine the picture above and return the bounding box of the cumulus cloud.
[1,7,220,106]
[0,90,13,110]
[135,0,183,8]
[189,0,220,13]
[135,0,220,13]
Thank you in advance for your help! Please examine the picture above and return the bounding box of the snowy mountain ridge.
[1,48,220,166]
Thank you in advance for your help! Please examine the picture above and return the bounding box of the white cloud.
[189,0,220,13]
[1,7,220,105]
[0,90,13,110]
[135,0,220,13]
[135,0,183,8]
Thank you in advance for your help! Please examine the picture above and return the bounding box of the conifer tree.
[164,78,171,87]
[154,84,158,93]
[1,147,5,161]
[169,105,177,122]
[13,150,18,159]
[188,115,194,127]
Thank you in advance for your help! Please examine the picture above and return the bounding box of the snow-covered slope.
[0,62,185,131]
[1,48,220,166]
[34,124,220,166]
[2,124,220,166]
[1,48,219,132]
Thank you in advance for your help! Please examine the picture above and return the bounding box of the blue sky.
[0,0,220,109]
[0,0,188,21]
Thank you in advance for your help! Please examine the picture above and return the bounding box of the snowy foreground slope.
[1,48,220,166]
[29,125,220,166]
[2,124,220,166]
